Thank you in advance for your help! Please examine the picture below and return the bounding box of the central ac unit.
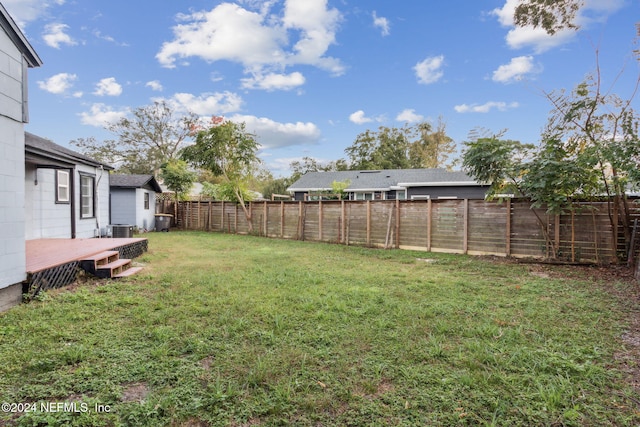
[111,225,133,238]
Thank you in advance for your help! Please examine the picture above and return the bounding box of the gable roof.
[287,168,482,193]
[24,132,114,170]
[110,174,162,193]
[0,3,42,67]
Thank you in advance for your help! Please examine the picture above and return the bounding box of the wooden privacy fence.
[157,198,639,264]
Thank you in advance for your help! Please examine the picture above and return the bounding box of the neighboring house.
[110,174,162,231]
[25,132,113,239]
[287,168,489,201]
[0,4,42,311]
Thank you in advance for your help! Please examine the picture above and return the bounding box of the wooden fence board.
[157,198,636,264]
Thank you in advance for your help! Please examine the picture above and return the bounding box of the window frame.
[55,170,70,204]
[79,173,96,219]
[144,192,150,210]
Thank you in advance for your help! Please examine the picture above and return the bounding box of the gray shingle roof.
[25,132,113,169]
[110,174,162,192]
[287,168,480,192]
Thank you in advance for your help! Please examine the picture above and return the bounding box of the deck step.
[79,251,120,274]
[95,258,132,278]
[113,266,143,278]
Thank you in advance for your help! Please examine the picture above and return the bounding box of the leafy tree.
[346,126,411,170]
[346,121,457,171]
[201,181,255,202]
[72,101,198,176]
[181,117,261,232]
[160,159,196,201]
[407,117,457,170]
[513,0,583,35]
[331,180,351,200]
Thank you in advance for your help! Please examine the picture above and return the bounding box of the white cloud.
[145,80,164,91]
[241,71,305,91]
[229,114,321,149]
[93,77,123,97]
[492,56,539,83]
[2,0,65,28]
[37,73,77,94]
[396,109,424,123]
[372,11,390,36]
[349,110,373,125]
[79,103,128,127]
[43,23,76,49]
[156,0,344,86]
[163,92,243,115]
[454,101,519,113]
[414,55,444,85]
[490,0,624,53]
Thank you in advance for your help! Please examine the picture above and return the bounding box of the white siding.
[74,164,110,238]
[136,189,156,231]
[0,31,24,122]
[25,166,72,239]
[0,28,26,289]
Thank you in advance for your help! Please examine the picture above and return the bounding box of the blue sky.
[6,0,639,176]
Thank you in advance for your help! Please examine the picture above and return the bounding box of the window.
[144,192,150,210]
[56,170,70,203]
[396,190,407,200]
[80,174,95,218]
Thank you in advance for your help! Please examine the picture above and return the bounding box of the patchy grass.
[0,231,638,426]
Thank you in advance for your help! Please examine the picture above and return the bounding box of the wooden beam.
[427,199,432,252]
[366,200,371,246]
[463,199,469,254]
[395,199,401,249]
[506,198,511,256]
[319,200,323,241]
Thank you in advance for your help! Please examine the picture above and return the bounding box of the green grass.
[0,231,638,426]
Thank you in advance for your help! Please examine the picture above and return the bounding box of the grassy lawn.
[0,231,638,426]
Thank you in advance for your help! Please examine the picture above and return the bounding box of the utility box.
[155,214,172,232]
[111,225,134,238]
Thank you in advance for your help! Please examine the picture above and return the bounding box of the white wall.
[136,189,156,231]
[74,164,110,238]
[25,166,72,239]
[0,30,27,289]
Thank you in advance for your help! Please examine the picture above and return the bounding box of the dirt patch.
[121,383,150,403]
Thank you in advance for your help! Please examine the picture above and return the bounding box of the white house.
[0,4,42,312]
[24,132,113,240]
[110,174,162,231]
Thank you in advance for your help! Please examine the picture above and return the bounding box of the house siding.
[407,185,489,200]
[74,164,110,238]
[136,189,156,231]
[0,28,26,290]
[25,166,72,239]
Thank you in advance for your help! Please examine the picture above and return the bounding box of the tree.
[513,0,583,35]
[407,117,457,170]
[72,101,198,176]
[345,126,411,170]
[160,159,196,201]
[181,117,261,232]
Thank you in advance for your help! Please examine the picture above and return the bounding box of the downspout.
[70,167,76,239]
[95,165,104,238]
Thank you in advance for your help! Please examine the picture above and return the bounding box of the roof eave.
[0,4,42,67]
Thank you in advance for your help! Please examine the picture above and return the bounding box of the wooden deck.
[26,238,147,273]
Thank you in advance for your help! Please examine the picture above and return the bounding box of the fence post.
[463,199,469,254]
[427,199,432,252]
[234,204,238,233]
[280,201,285,238]
[341,200,346,244]
[263,201,267,236]
[297,201,303,240]
[395,199,401,249]
[319,200,323,241]
[506,198,511,256]
[220,201,225,231]
[555,214,560,258]
[366,200,371,246]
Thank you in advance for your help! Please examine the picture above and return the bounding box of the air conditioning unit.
[111,225,133,238]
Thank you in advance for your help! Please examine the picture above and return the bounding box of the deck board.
[26,238,147,273]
